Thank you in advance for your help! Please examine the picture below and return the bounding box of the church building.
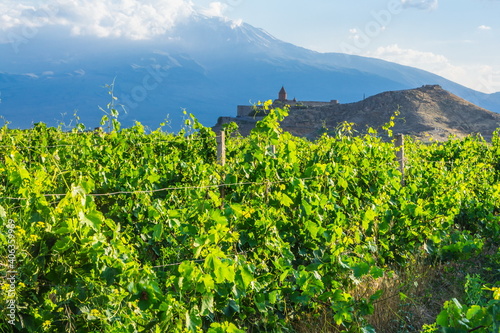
[236,86,339,117]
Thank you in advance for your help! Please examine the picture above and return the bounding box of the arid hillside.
[215,85,500,141]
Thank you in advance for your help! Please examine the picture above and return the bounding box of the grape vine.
[0,106,499,332]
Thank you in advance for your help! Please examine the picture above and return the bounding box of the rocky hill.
[214,85,500,141]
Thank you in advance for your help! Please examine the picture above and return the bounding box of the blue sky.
[1,0,499,93]
[196,0,500,94]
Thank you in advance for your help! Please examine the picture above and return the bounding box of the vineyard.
[1,104,499,332]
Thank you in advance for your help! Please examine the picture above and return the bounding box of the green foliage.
[99,80,125,132]
[430,266,500,333]
[434,294,499,333]
[0,105,499,332]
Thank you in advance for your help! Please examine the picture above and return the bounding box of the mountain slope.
[0,16,499,130]
[215,85,500,141]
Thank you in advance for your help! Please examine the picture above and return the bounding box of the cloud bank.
[367,44,452,71]
[366,44,500,93]
[0,0,195,40]
[199,2,227,17]
[478,25,492,31]
[401,0,438,10]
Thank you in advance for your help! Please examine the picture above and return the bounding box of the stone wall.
[237,105,253,117]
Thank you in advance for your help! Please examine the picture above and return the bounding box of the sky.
[201,0,500,94]
[1,0,500,93]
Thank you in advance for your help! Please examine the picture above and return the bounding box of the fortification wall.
[237,105,254,117]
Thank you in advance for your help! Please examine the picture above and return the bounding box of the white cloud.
[401,0,438,11]
[364,44,500,93]
[200,2,227,17]
[0,0,194,40]
[478,25,492,31]
[474,66,500,94]
[367,44,451,70]
[230,19,243,29]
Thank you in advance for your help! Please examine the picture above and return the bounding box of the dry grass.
[360,259,446,332]
[291,251,491,333]
[292,307,343,333]
[359,255,481,332]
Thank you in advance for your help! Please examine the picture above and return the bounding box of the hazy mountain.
[0,15,499,130]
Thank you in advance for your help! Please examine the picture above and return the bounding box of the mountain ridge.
[0,15,499,130]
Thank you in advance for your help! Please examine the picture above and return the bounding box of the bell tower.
[278,86,287,101]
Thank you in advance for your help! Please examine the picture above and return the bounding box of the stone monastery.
[236,86,340,117]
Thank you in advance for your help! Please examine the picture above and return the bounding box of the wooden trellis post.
[395,134,405,186]
[216,130,226,166]
[217,131,226,203]
[269,145,276,156]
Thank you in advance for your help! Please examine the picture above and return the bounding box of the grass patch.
[292,245,499,332]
